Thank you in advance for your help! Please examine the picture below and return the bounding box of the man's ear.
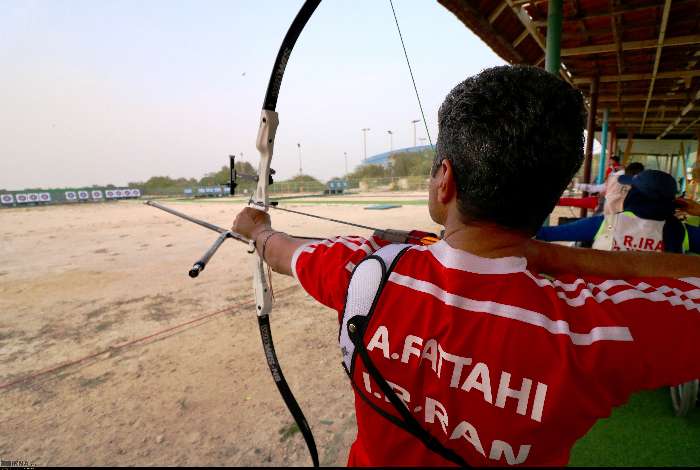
[437,159,456,204]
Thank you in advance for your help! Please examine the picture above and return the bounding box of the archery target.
[65,191,77,201]
[16,194,29,203]
[1,194,14,204]
[105,190,115,198]
[78,191,89,200]
[198,188,206,194]
[123,189,134,197]
[39,192,51,202]
[91,190,103,199]
[131,189,141,197]
[28,193,39,202]
[114,189,124,198]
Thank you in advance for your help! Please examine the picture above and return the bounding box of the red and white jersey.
[292,236,700,466]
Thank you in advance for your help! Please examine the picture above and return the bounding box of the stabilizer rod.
[145,200,248,243]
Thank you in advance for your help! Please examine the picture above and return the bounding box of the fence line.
[141,176,431,198]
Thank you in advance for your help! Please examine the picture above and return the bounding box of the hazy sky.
[1,0,507,190]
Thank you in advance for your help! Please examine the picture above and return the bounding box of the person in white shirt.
[576,162,644,215]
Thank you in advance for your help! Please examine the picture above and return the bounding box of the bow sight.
[227,154,275,196]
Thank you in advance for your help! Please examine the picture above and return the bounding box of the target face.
[40,193,51,202]
[91,190,103,199]
[1,194,14,204]
[16,194,28,203]
[131,189,141,197]
[28,193,39,202]
[105,190,114,198]
[114,190,123,197]
[78,191,89,200]
[65,191,77,201]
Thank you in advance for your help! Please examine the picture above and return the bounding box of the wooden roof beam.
[561,34,700,57]
[641,0,673,133]
[488,1,508,23]
[437,0,525,64]
[513,29,529,47]
[598,94,688,102]
[609,1,629,133]
[530,0,696,26]
[503,0,575,85]
[680,116,700,133]
[574,70,700,84]
[599,106,688,113]
[658,88,700,138]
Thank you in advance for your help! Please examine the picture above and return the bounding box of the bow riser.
[252,110,278,318]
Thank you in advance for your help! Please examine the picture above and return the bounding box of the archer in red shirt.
[232,65,700,466]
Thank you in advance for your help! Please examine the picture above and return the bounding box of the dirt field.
[1,196,446,466]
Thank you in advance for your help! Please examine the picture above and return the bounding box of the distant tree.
[279,174,325,192]
[347,164,388,180]
[389,150,433,177]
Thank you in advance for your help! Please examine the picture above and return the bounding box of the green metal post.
[541,0,563,227]
[545,0,563,74]
[597,108,609,184]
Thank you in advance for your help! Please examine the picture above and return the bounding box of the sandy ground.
[0,196,446,466]
[0,196,575,466]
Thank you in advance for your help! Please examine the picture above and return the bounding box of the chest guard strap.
[339,244,470,467]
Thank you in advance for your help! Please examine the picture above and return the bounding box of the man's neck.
[441,217,531,259]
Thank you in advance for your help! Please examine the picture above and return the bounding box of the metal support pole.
[581,76,599,217]
[545,0,563,74]
[597,108,609,184]
[608,123,616,165]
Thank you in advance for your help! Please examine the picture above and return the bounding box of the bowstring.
[388,0,434,153]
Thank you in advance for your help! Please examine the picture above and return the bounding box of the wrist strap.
[261,230,281,264]
[254,228,276,252]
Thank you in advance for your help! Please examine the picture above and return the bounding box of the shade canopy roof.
[438,0,700,140]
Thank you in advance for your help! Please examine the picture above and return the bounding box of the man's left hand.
[676,198,700,216]
[232,207,272,240]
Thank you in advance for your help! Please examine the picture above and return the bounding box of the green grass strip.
[569,389,700,466]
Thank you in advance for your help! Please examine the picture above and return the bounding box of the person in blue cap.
[537,169,700,254]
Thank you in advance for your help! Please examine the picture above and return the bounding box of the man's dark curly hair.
[432,65,586,234]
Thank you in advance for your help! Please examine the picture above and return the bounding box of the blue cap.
[618,169,678,201]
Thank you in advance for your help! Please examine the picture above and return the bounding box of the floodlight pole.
[297,142,302,175]
[387,130,393,153]
[361,128,370,162]
[411,119,420,147]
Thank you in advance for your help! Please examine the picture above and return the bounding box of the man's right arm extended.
[526,240,700,278]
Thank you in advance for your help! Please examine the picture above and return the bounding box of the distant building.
[361,145,434,167]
